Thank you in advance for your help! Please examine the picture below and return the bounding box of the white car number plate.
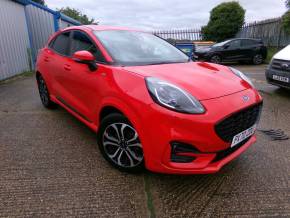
[231,125,256,148]
[272,75,289,83]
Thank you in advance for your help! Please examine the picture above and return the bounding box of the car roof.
[230,38,262,41]
[62,25,140,32]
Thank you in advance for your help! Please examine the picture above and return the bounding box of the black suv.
[194,38,267,65]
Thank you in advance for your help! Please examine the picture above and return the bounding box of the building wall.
[25,4,56,63]
[59,19,72,29]
[0,0,30,80]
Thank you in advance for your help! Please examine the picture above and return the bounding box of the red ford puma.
[36,25,263,174]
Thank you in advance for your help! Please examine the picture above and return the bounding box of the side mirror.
[73,50,97,71]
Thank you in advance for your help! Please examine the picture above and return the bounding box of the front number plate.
[272,75,290,83]
[231,125,256,148]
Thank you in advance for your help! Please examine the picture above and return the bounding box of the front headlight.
[145,77,205,114]
[229,67,254,87]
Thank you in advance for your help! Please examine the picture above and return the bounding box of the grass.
[265,47,281,64]
[0,71,34,85]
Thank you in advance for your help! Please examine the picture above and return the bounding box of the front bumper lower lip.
[160,135,256,175]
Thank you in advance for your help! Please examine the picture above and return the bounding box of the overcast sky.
[45,0,286,30]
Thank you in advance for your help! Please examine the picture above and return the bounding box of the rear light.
[170,142,199,163]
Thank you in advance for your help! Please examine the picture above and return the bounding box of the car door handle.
[44,57,50,62]
[64,64,71,71]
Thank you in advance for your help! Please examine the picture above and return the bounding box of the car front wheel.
[97,113,144,173]
[252,54,263,65]
[210,55,222,64]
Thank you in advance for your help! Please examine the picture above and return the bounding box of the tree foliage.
[282,11,290,34]
[31,0,45,5]
[59,7,95,25]
[202,2,245,42]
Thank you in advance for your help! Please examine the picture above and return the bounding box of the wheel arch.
[96,98,143,134]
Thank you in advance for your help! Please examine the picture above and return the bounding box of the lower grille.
[211,138,250,163]
[215,103,263,142]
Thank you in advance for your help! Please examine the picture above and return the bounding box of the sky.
[45,0,287,30]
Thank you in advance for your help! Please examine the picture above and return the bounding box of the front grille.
[271,59,290,73]
[215,103,263,142]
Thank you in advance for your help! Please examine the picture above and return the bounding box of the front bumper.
[265,69,290,88]
[137,88,262,174]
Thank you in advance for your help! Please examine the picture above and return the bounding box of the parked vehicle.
[265,45,290,89]
[36,26,263,174]
[175,41,214,60]
[194,38,267,65]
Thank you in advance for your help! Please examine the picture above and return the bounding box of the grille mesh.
[215,103,263,142]
[272,59,290,73]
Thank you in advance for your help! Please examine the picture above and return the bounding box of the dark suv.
[194,38,267,65]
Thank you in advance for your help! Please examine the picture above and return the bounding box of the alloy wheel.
[253,54,263,65]
[102,123,143,168]
[210,55,221,64]
[38,76,49,106]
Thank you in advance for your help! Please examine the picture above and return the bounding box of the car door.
[222,40,242,61]
[44,31,72,99]
[59,30,108,122]
[240,39,259,60]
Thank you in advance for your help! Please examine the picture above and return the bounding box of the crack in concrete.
[144,174,156,218]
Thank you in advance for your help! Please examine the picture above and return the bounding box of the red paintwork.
[36,25,263,174]
[73,50,95,61]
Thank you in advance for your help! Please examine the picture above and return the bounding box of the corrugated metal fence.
[0,0,31,80]
[0,0,81,81]
[152,29,202,41]
[236,18,290,47]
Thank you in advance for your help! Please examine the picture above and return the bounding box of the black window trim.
[48,29,111,65]
[48,30,73,57]
[70,30,109,65]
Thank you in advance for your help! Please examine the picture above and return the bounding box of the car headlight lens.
[229,67,254,87]
[145,77,205,114]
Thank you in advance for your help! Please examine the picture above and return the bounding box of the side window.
[228,40,241,49]
[71,31,106,63]
[50,32,71,55]
[241,39,256,47]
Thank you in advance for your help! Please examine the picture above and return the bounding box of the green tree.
[286,0,290,8]
[59,7,95,25]
[282,11,290,34]
[31,0,45,5]
[202,2,245,42]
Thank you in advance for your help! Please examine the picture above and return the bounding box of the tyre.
[252,54,263,65]
[97,113,144,173]
[36,74,57,109]
[210,55,222,64]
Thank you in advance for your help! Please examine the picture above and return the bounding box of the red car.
[36,25,263,174]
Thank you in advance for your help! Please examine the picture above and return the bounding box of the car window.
[94,30,189,66]
[71,31,105,63]
[227,40,241,49]
[50,31,71,56]
[241,39,257,47]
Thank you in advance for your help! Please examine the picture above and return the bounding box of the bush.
[282,11,290,34]
[202,2,245,42]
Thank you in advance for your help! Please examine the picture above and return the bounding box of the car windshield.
[94,30,189,66]
[212,40,231,47]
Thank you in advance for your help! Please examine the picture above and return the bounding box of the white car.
[266,45,290,88]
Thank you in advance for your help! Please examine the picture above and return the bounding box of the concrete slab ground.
[0,65,289,217]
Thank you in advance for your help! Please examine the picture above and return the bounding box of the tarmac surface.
[0,64,289,217]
